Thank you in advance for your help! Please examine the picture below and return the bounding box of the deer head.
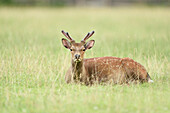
[61,30,95,63]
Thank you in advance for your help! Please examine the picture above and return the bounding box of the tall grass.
[0,7,169,113]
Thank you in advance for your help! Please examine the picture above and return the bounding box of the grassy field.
[0,7,170,113]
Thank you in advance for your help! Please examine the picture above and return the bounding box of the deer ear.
[62,38,71,49]
[84,40,95,50]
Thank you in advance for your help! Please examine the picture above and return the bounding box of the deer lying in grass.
[61,30,153,85]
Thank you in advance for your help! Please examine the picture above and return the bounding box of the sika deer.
[61,30,153,85]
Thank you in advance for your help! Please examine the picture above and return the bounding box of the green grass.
[0,7,170,113]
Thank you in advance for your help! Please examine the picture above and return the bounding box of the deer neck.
[71,60,84,81]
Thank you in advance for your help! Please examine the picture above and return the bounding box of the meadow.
[0,6,170,113]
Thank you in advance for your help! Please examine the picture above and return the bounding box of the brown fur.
[61,30,152,85]
[65,57,150,85]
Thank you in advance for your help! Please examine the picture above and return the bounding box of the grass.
[0,6,170,113]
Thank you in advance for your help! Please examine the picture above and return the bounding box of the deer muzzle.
[74,54,81,62]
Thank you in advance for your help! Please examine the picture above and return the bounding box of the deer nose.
[75,54,80,59]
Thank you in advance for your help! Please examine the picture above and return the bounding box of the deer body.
[65,57,150,85]
[61,30,153,85]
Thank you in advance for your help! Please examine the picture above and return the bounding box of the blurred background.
[0,0,170,113]
[0,0,169,6]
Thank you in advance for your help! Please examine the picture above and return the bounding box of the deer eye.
[70,49,73,51]
[83,49,86,51]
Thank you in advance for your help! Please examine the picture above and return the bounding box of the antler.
[61,30,74,41]
[81,31,95,42]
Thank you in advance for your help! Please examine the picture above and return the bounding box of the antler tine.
[82,31,95,42]
[88,31,95,38]
[61,30,74,41]
[66,32,74,41]
[82,32,90,42]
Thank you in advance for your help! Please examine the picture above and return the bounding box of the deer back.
[84,57,148,83]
